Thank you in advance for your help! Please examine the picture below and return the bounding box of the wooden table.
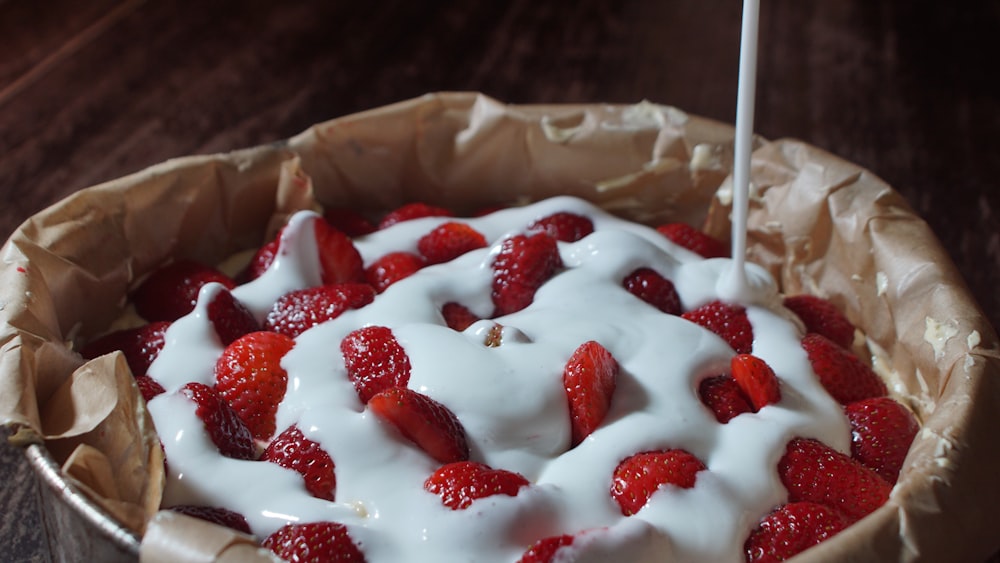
[2,1,998,561]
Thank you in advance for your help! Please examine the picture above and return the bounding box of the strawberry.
[243,238,279,282]
[527,211,594,242]
[244,220,365,285]
[416,221,488,265]
[563,341,619,446]
[265,283,376,338]
[168,504,252,535]
[845,397,919,483]
[656,223,728,258]
[368,387,469,463]
[206,289,259,345]
[365,252,425,293]
[179,382,256,460]
[378,202,452,229]
[744,501,850,563]
[491,233,563,316]
[424,461,529,510]
[517,534,575,563]
[681,301,754,354]
[784,294,855,349]
[801,333,887,405]
[214,331,295,441]
[263,521,366,563]
[622,267,681,315]
[80,321,170,377]
[777,437,891,521]
[262,425,337,501]
[341,326,412,404]
[698,375,753,423]
[132,260,237,322]
[611,449,707,516]
[441,302,481,331]
[323,206,376,237]
[135,375,165,402]
[730,354,781,410]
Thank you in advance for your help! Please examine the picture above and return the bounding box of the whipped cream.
[145,196,850,562]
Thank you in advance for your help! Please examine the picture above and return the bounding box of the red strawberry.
[214,331,295,441]
[168,505,252,535]
[378,202,453,229]
[368,387,469,463]
[845,397,919,483]
[801,333,887,405]
[262,425,337,501]
[656,223,728,258]
[265,283,376,338]
[324,207,376,237]
[135,375,165,402]
[563,341,619,446]
[424,461,529,510]
[527,211,594,242]
[784,294,855,349]
[441,302,481,331]
[80,321,170,377]
[315,219,366,285]
[622,267,681,315]
[207,289,260,345]
[517,534,575,563]
[681,301,754,354]
[744,501,850,563]
[263,521,365,563]
[730,354,781,410]
[417,222,488,265]
[244,238,279,282]
[611,449,707,516]
[698,375,753,423]
[341,326,411,403]
[133,260,236,322]
[777,437,891,521]
[491,233,563,316]
[179,382,256,460]
[365,252,425,293]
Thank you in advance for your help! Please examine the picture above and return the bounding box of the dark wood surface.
[2,1,998,561]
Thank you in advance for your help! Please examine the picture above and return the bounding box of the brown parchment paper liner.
[2,92,998,562]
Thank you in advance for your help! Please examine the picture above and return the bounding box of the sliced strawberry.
[611,449,707,516]
[135,375,165,402]
[315,219,365,285]
[527,211,594,242]
[365,251,426,293]
[207,289,260,345]
[698,375,753,423]
[744,501,851,563]
[784,294,855,349]
[168,505,252,535]
[243,238,279,282]
[262,425,337,501]
[517,534,575,563]
[417,221,488,265]
[133,260,236,322]
[656,223,728,258]
[424,461,529,510]
[681,301,754,354]
[378,202,453,229]
[263,521,365,563]
[563,341,619,446]
[622,267,681,315]
[323,206,376,237]
[179,382,256,460]
[491,233,563,316]
[214,331,295,441]
[368,387,469,463]
[442,302,481,331]
[845,397,919,483]
[80,321,170,377]
[265,283,376,338]
[730,354,781,410]
[801,333,887,405]
[778,437,891,521]
[341,326,411,404]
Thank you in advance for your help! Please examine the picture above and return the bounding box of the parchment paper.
[1,92,997,562]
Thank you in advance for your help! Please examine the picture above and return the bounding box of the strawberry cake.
[82,195,917,562]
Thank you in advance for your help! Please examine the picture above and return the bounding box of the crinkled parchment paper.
[1,92,998,562]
